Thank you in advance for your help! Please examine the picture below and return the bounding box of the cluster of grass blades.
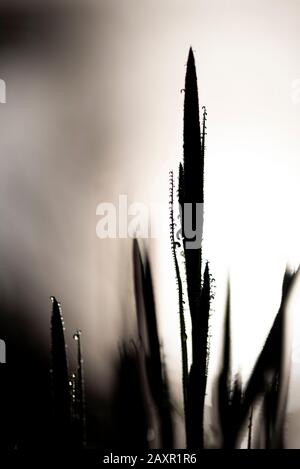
[46,47,299,450]
[169,47,299,449]
[169,47,211,448]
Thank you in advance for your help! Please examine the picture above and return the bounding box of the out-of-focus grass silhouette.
[133,239,174,448]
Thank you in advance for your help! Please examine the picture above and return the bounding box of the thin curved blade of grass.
[73,330,86,448]
[169,170,188,441]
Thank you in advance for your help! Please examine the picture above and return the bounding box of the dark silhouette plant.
[73,330,86,448]
[50,297,87,449]
[133,239,174,448]
[50,296,71,447]
[171,47,211,449]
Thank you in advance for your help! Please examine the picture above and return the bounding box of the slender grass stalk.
[247,407,253,449]
[169,170,188,439]
[73,330,86,448]
[50,296,71,447]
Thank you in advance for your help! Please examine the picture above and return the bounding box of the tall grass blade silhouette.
[73,330,86,448]
[50,296,71,447]
[180,47,210,448]
[133,239,174,448]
